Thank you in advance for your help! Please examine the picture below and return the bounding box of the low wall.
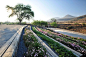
[0,25,27,57]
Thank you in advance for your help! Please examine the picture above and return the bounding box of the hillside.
[63,14,75,18]
[56,18,74,22]
[55,15,75,22]
[57,24,86,34]
[69,15,86,23]
[49,15,86,23]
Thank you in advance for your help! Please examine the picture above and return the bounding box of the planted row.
[32,27,76,57]
[23,28,48,57]
[47,29,86,42]
[39,27,86,47]
[36,27,86,55]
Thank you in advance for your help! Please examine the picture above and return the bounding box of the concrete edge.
[36,27,83,57]
[0,32,18,56]
[0,25,27,57]
[30,26,58,57]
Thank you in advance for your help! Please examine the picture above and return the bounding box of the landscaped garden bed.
[23,27,49,57]
[32,27,76,57]
[36,27,86,56]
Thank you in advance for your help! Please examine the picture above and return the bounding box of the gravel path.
[0,25,23,48]
[49,28,86,39]
[16,27,27,57]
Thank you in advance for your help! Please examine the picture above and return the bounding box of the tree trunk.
[19,20,21,25]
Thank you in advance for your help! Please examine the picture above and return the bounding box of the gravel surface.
[49,28,86,39]
[0,25,23,48]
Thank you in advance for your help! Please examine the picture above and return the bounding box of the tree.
[32,20,40,26]
[6,4,34,24]
[51,18,57,22]
[32,20,48,26]
[50,22,57,27]
[40,21,48,26]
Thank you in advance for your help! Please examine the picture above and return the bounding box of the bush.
[21,22,27,25]
[32,20,48,26]
[67,26,73,29]
[74,23,79,25]
[50,22,57,27]
[82,23,86,26]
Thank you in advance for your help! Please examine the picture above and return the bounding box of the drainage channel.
[16,26,27,57]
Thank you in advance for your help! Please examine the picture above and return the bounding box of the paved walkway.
[48,28,86,39]
[0,25,23,48]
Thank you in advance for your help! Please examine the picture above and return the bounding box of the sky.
[0,0,86,22]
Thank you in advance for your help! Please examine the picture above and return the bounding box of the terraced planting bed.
[35,27,86,56]
[23,28,49,57]
[32,27,76,57]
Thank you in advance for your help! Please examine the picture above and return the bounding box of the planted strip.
[36,27,86,55]
[32,27,76,57]
[23,28,49,57]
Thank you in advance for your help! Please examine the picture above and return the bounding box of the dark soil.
[57,24,86,34]
[16,28,27,57]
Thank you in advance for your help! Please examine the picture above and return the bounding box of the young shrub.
[50,22,57,27]
[74,23,79,25]
[67,26,73,29]
[82,23,86,26]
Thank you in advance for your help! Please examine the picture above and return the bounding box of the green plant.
[50,22,57,27]
[67,26,73,29]
[82,23,86,26]
[32,20,48,26]
[74,23,79,25]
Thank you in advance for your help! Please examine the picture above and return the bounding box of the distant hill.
[48,15,86,23]
[55,14,75,22]
[63,14,75,18]
[69,15,86,23]
[47,17,60,22]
